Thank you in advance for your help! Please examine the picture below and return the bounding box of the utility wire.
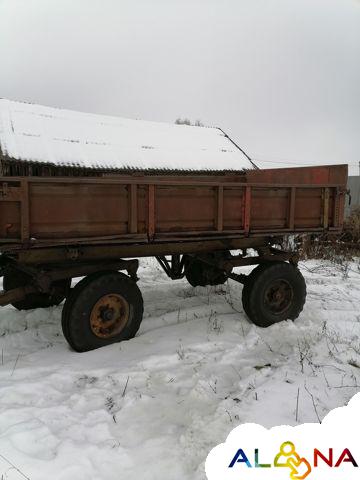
[216,127,358,170]
[216,128,358,170]
[217,128,259,169]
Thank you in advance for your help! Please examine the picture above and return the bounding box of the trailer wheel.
[3,269,70,311]
[184,252,230,287]
[61,271,143,352]
[244,262,306,327]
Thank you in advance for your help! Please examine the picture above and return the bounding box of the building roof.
[0,99,254,173]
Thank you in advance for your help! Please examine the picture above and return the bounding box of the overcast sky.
[0,0,359,174]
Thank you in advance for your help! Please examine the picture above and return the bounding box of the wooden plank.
[148,184,155,240]
[21,180,30,242]
[129,184,138,234]
[0,175,347,189]
[288,187,296,229]
[244,186,251,234]
[323,187,330,229]
[0,183,22,202]
[216,186,224,231]
[0,165,347,248]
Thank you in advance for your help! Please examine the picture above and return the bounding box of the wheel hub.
[100,306,115,322]
[264,279,294,315]
[90,293,130,339]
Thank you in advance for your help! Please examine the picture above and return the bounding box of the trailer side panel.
[0,164,348,249]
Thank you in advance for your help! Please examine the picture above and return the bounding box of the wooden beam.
[288,187,296,229]
[244,186,251,234]
[323,187,330,229]
[129,184,138,234]
[148,184,155,240]
[216,186,224,231]
[21,180,30,242]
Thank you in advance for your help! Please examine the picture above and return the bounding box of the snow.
[0,99,253,172]
[0,258,359,480]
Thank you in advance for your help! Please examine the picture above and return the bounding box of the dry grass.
[343,207,360,243]
[287,209,360,260]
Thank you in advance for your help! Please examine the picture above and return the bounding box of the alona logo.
[228,440,358,480]
[205,392,360,480]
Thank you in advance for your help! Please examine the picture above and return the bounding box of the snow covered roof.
[0,99,254,173]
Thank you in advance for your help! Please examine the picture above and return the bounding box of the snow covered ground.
[0,258,359,480]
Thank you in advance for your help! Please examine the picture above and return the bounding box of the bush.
[343,207,360,243]
[283,209,360,260]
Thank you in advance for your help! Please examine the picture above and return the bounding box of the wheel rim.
[90,293,130,339]
[263,279,294,315]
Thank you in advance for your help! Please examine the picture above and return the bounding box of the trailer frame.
[0,164,348,351]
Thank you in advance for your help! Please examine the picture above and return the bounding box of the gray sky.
[0,0,359,174]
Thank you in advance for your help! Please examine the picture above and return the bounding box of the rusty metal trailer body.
[0,164,346,252]
[0,164,348,352]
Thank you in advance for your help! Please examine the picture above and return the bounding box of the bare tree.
[175,118,203,127]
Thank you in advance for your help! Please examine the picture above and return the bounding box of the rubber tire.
[241,263,270,317]
[244,262,306,327]
[184,253,229,287]
[61,271,144,352]
[3,269,70,311]
[61,270,107,345]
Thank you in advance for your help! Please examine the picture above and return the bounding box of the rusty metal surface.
[37,259,139,286]
[90,293,130,339]
[0,259,140,308]
[0,285,37,306]
[9,237,272,265]
[0,165,348,258]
